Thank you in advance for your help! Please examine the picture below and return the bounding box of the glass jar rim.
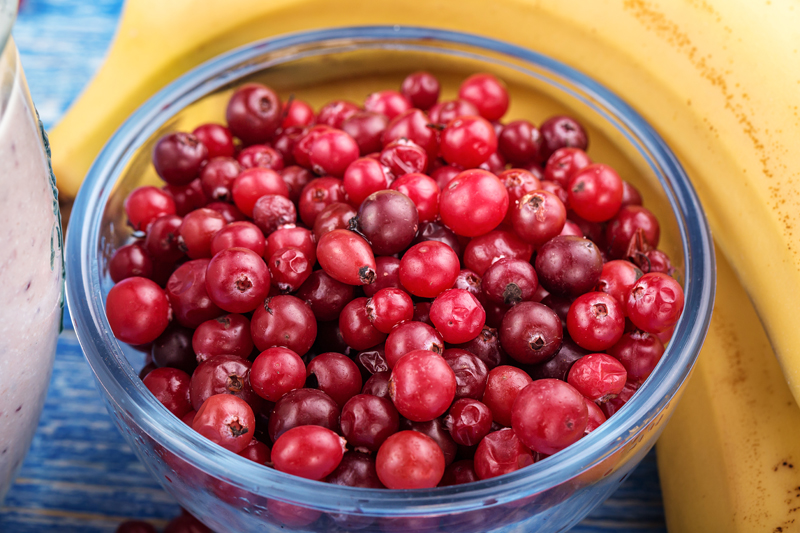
[66,25,716,516]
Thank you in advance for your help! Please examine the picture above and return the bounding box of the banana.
[657,249,800,532]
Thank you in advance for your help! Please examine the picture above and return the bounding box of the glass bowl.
[65,26,715,533]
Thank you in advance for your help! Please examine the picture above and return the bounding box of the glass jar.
[0,2,63,501]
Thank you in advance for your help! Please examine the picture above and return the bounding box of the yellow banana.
[657,249,800,532]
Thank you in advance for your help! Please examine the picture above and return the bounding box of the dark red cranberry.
[341,393,399,452]
[535,236,604,298]
[116,520,158,533]
[481,365,532,427]
[620,180,644,207]
[544,147,591,188]
[237,144,284,171]
[166,259,223,328]
[412,301,434,326]
[176,208,226,259]
[463,230,533,276]
[151,324,197,373]
[608,329,665,383]
[428,99,479,126]
[539,115,589,160]
[526,335,589,381]
[144,214,184,264]
[455,326,506,370]
[355,344,390,376]
[143,367,192,418]
[342,111,389,155]
[296,270,355,322]
[439,459,479,486]
[238,437,272,465]
[267,388,341,441]
[110,243,154,283]
[500,301,563,365]
[326,451,385,488]
[605,205,661,259]
[164,511,213,533]
[226,83,282,145]
[601,381,639,418]
[473,428,534,480]
[189,354,262,412]
[163,179,208,217]
[445,398,493,446]
[297,176,347,227]
[498,120,543,165]
[192,314,253,363]
[362,256,401,298]
[585,399,607,434]
[205,201,247,223]
[412,221,461,257]
[430,164,462,190]
[273,127,303,167]
[251,295,317,355]
[442,348,490,400]
[453,269,482,298]
[401,71,440,110]
[355,190,419,256]
[399,417,459,466]
[280,165,313,204]
[307,352,363,407]
[152,132,208,186]
[124,186,176,232]
[385,321,444,368]
[362,370,392,399]
[481,258,539,306]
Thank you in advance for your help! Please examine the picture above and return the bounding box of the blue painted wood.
[0,1,668,531]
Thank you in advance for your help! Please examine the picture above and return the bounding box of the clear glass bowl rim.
[66,25,715,516]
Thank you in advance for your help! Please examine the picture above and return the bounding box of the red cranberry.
[511,190,567,247]
[463,229,533,276]
[190,354,261,412]
[124,186,176,231]
[296,270,355,322]
[376,431,445,489]
[544,147,591,188]
[192,314,253,362]
[199,157,240,202]
[144,215,184,263]
[585,399,607,434]
[166,259,223,328]
[440,117,498,169]
[568,163,623,223]
[193,123,235,159]
[143,367,192,418]
[238,437,272,465]
[389,349,456,422]
[621,180,644,207]
[232,168,290,217]
[205,247,270,313]
[481,258,539,306]
[430,164,462,190]
[511,379,588,454]
[567,353,628,403]
[341,394,399,452]
[453,269,482,298]
[641,249,673,275]
[473,428,534,480]
[601,381,639,418]
[458,73,509,122]
[309,128,360,177]
[281,98,315,129]
[401,71,440,110]
[237,144,284,171]
[250,295,317,355]
[430,289,486,344]
[317,100,361,128]
[481,365,532,427]
[342,158,389,207]
[267,247,312,293]
[500,302,563,365]
[607,330,665,384]
[539,115,589,160]
[192,393,255,454]
[317,229,377,286]
[442,348,489,400]
[298,176,347,227]
[280,165,313,203]
[385,321,444,368]
[364,90,412,119]
[365,288,414,334]
[326,451,385,488]
[626,272,685,333]
[226,83,282,145]
[390,172,440,223]
[342,111,389,155]
[265,226,316,265]
[400,417,458,466]
[444,398,493,447]
[107,277,171,345]
[567,291,626,351]
[605,205,660,259]
[535,236,604,298]
[307,352,363,407]
[177,208,226,259]
[379,138,428,178]
[272,425,345,480]
[110,243,154,283]
[439,459,479,486]
[152,132,208,186]
[597,260,644,310]
[210,221,266,257]
[249,347,306,402]
[399,241,460,298]
[382,108,439,160]
[339,297,387,351]
[268,388,341,441]
[429,99,479,126]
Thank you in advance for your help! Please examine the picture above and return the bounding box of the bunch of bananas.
[51,0,800,530]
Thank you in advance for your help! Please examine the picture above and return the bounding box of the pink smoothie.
[0,38,63,501]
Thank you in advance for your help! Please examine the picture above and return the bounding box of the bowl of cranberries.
[65,26,714,533]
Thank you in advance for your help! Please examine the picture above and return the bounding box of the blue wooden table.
[0,1,669,531]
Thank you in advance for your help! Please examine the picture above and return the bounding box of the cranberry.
[445,398,493,447]
[498,121,544,166]
[597,260,643,310]
[144,215,184,263]
[511,379,588,454]
[107,277,171,345]
[385,321,445,370]
[439,459,479,486]
[429,99,479,125]
[205,247,270,313]
[364,90,411,119]
[413,301,433,326]
[608,330,665,384]
[412,221,461,257]
[307,128,359,178]
[456,326,506,369]
[640,249,673,275]
[400,417,458,466]
[568,353,628,403]
[273,425,345,480]
[238,438,272,465]
[457,73,507,121]
[511,190,567,247]
[473,428,534,480]
[539,115,589,160]
[363,371,392,399]
[365,288,414,334]
[376,431,445,489]
[379,138,428,178]
[280,165,313,203]
[442,349,489,400]
[626,272,685,333]
[481,365,532,427]
[499,168,542,219]
[151,324,197,373]
[206,201,247,223]
[176,208,226,259]
[339,297,387,351]
[316,100,360,128]
[296,270,355,322]
[355,344,389,376]
[231,168,289,218]
[440,116,498,169]
[237,144,284,171]
[601,381,639,418]
[560,220,583,237]
[527,336,589,381]
[327,451,385,488]
[249,347,306,402]
[110,243,154,283]
[605,205,661,259]
[297,176,347,227]
[540,179,570,207]
[389,349,456,422]
[251,295,317,355]
[453,269,482,298]
[342,158,389,208]
[143,367,192,418]
[430,164,462,190]
[190,354,261,411]
[124,186,176,231]
[317,229,377,286]
[499,302,562,365]
[226,83,282,145]
[281,98,315,129]
[163,179,209,217]
[399,241,460,298]
[264,247,309,292]
[585,399,607,434]
[342,111,389,155]
[209,222,264,257]
[267,388,340,441]
[621,180,644,207]
[116,521,157,533]
[152,132,208,186]
[340,394,399,452]
[311,320,351,358]
[192,314,253,362]
[568,163,623,222]
[401,72,440,110]
[463,229,533,276]
[382,108,439,160]
[535,236,604,298]
[355,190,419,256]
[478,150,507,174]
[481,258,539,306]
[567,291,626,351]
[198,158,238,203]
[192,393,255,454]
[544,147,591,188]
[430,289,486,344]
[166,259,223,328]
[265,226,316,265]
[307,352,363,407]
